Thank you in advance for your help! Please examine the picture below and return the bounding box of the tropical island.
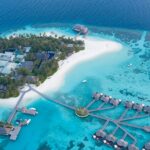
[0,34,85,98]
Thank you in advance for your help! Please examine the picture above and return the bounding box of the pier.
[29,86,76,110]
[1,87,149,148]
[1,85,76,141]
[17,107,38,116]
[9,126,21,141]
[7,88,31,124]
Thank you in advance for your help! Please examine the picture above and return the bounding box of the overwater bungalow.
[143,141,150,150]
[105,134,117,146]
[143,106,150,114]
[116,139,128,149]
[101,96,110,103]
[110,99,120,106]
[125,101,133,109]
[92,92,102,100]
[128,144,139,150]
[133,103,144,112]
[73,24,88,35]
[93,130,106,140]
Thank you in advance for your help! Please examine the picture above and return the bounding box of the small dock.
[9,126,21,141]
[7,88,31,124]
[17,107,38,116]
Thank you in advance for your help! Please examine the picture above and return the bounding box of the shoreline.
[0,33,123,107]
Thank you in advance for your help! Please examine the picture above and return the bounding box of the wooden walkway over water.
[5,85,76,141]
[30,86,76,110]
[89,92,150,149]
[7,89,31,124]
[7,85,76,124]
[4,87,150,147]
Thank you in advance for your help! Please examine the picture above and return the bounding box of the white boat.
[26,119,31,125]
[82,80,87,83]
[128,63,133,67]
[29,108,36,111]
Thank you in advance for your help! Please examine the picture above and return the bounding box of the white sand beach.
[0,35,123,107]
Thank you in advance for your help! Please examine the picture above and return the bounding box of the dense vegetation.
[0,34,85,98]
[0,34,84,53]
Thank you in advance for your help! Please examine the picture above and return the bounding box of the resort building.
[0,47,26,74]
[23,47,31,53]
[73,24,88,34]
[0,84,7,92]
[26,76,39,84]
[36,51,55,61]
[20,61,34,71]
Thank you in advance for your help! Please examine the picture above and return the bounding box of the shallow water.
[0,26,150,150]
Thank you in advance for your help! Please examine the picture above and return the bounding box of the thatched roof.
[96,130,106,138]
[117,139,128,147]
[125,101,133,108]
[106,134,116,143]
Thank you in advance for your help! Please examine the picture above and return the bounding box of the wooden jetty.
[7,88,31,124]
[17,107,38,116]
[1,85,75,141]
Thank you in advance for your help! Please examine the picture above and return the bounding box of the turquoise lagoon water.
[0,26,150,150]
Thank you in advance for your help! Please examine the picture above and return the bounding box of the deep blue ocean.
[0,0,150,33]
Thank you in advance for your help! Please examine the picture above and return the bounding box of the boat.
[25,119,31,125]
[73,24,88,35]
[16,119,22,124]
[82,80,87,83]
[29,108,36,111]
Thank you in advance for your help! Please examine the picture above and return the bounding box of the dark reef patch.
[37,142,51,150]
[66,140,75,150]
[89,26,142,44]
[119,89,148,102]
[83,137,88,141]
[132,68,143,74]
[106,75,115,81]
[77,142,85,150]
[132,48,142,54]
[139,51,150,61]
[120,89,136,97]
